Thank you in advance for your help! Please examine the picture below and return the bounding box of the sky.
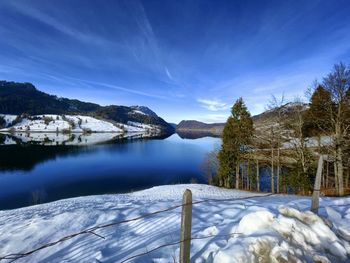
[0,0,350,123]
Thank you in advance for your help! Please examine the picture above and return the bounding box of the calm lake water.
[0,133,221,210]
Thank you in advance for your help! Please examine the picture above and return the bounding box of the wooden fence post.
[311,155,324,214]
[180,189,192,263]
[256,159,260,192]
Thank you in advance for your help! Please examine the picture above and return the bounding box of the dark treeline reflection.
[0,133,172,172]
[176,130,221,139]
[0,145,82,172]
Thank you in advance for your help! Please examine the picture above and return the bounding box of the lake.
[0,133,221,210]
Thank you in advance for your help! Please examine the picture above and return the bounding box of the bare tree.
[267,95,285,193]
[201,149,219,185]
[285,99,315,194]
[321,63,350,196]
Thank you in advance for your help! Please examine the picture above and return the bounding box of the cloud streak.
[197,99,230,111]
[0,0,350,123]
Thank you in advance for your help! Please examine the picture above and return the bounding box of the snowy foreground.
[0,184,350,263]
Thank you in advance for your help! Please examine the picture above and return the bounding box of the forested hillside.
[0,81,174,133]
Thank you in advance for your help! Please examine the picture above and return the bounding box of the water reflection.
[0,131,164,146]
[0,132,172,172]
[0,133,221,210]
[177,130,221,139]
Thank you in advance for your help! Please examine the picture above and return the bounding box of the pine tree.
[218,98,253,189]
[304,85,333,138]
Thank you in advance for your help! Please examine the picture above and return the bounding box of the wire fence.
[1,191,345,263]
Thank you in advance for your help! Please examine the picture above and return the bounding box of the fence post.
[311,155,324,214]
[180,189,192,263]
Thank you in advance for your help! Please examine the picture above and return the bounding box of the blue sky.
[1,0,350,123]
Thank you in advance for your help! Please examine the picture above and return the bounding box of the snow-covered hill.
[0,184,349,262]
[0,114,162,134]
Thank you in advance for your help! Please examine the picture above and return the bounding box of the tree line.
[207,63,350,196]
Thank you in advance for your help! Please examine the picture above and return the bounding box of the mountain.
[252,102,309,131]
[130,106,158,117]
[176,102,309,136]
[0,81,174,133]
[176,120,224,135]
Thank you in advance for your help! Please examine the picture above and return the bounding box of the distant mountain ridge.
[176,120,224,134]
[177,102,309,136]
[252,102,309,130]
[0,81,174,133]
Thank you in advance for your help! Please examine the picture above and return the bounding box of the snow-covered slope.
[0,114,161,134]
[130,106,158,117]
[0,184,349,263]
[0,114,17,127]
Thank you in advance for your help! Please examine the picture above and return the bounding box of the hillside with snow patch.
[0,114,164,145]
[0,81,175,133]
[0,114,162,134]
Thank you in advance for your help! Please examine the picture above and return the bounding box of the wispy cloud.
[6,1,112,47]
[198,114,229,123]
[165,67,174,80]
[1,0,350,123]
[69,78,169,100]
[197,99,230,111]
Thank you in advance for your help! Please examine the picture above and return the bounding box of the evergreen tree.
[303,85,333,138]
[218,98,253,188]
[0,116,5,129]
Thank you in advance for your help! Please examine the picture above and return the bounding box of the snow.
[65,115,122,132]
[0,113,164,146]
[0,132,161,146]
[0,184,349,263]
[127,121,161,133]
[0,114,123,133]
[131,110,147,115]
[282,135,333,149]
[0,114,162,135]
[0,114,17,127]
[0,132,121,145]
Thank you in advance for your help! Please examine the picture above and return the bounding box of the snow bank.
[0,184,349,263]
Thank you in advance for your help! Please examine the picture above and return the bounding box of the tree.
[304,85,333,137]
[321,63,350,196]
[201,149,219,185]
[304,85,333,189]
[218,119,237,187]
[217,98,254,189]
[267,95,285,193]
[0,116,5,129]
[285,99,315,194]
